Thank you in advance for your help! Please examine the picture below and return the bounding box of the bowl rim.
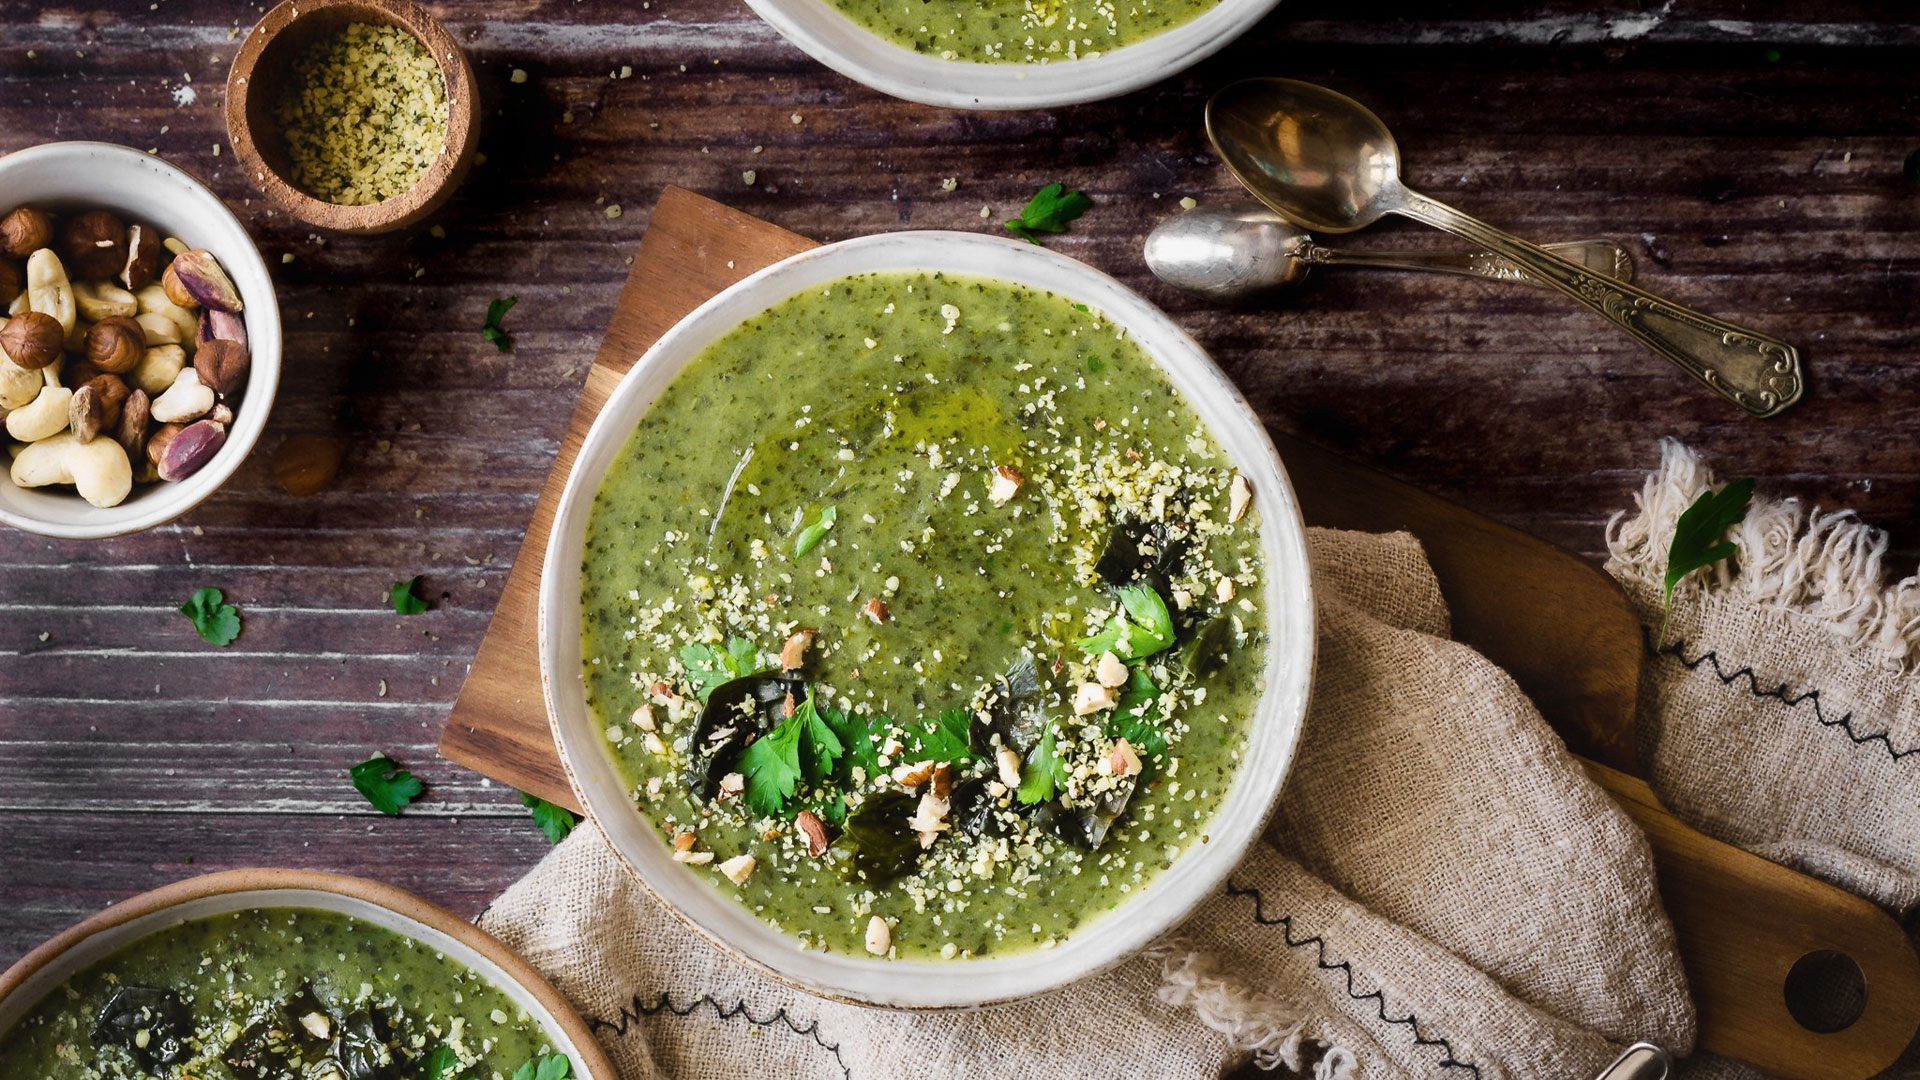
[739,0,1285,109]
[536,229,1316,1009]
[0,140,283,539]
[224,0,481,234]
[0,868,618,1080]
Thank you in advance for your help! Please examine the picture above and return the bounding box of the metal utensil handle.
[1594,1043,1672,1080]
[1397,191,1804,418]
[1305,239,1635,288]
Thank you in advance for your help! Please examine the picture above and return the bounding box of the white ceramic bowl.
[539,230,1316,1009]
[0,870,616,1080]
[0,142,282,539]
[744,0,1284,109]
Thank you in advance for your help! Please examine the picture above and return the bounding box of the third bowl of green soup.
[540,230,1315,1008]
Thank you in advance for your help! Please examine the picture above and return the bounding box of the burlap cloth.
[478,443,1916,1079]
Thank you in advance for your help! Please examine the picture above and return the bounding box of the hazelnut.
[85,317,146,374]
[0,259,20,306]
[60,357,104,388]
[116,388,151,460]
[0,310,63,369]
[121,223,162,291]
[793,810,830,856]
[60,210,128,281]
[0,207,53,259]
[161,250,243,313]
[146,421,185,468]
[192,338,250,396]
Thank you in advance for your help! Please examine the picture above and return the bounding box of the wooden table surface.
[3,0,1916,1073]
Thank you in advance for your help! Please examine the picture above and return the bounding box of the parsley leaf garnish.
[1107,667,1169,776]
[350,755,424,816]
[179,587,241,646]
[422,1046,465,1080]
[1016,726,1068,804]
[1004,182,1093,244]
[793,504,837,558]
[794,694,846,783]
[521,792,578,844]
[390,575,430,615]
[738,716,804,816]
[510,1055,571,1080]
[1078,584,1175,659]
[679,637,759,702]
[905,708,979,764]
[481,297,517,352]
[820,704,883,778]
[1660,478,1755,643]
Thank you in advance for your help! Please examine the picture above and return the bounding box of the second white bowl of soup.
[541,230,1314,1008]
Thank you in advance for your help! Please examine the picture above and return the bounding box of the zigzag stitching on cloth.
[1225,880,1482,1078]
[588,992,851,1079]
[1651,630,1918,762]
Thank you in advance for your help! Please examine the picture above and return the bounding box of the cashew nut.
[133,344,187,396]
[5,384,73,442]
[0,347,38,410]
[5,291,25,317]
[135,310,183,347]
[73,280,138,322]
[150,367,213,423]
[11,432,133,508]
[25,249,76,335]
[135,284,197,354]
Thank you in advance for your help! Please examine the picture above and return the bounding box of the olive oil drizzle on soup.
[0,908,559,1080]
[582,271,1267,960]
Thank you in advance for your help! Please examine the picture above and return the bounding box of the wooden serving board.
[440,186,1920,1080]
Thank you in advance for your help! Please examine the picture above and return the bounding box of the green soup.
[0,908,563,1080]
[823,0,1221,63]
[581,270,1268,960]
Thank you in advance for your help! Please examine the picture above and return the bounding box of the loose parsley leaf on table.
[793,504,837,558]
[1016,726,1069,805]
[481,297,517,352]
[679,637,760,701]
[1004,182,1093,244]
[1661,477,1755,644]
[510,1055,571,1080]
[179,587,242,646]
[521,792,578,844]
[1078,583,1175,659]
[390,575,430,615]
[350,755,424,816]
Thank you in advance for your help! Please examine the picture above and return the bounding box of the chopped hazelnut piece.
[865,915,891,955]
[298,1012,332,1040]
[1172,589,1193,611]
[987,464,1025,504]
[782,690,797,717]
[996,747,1023,788]
[672,850,715,865]
[909,790,951,848]
[672,831,698,851]
[1073,680,1119,715]
[862,597,890,624]
[1110,738,1143,777]
[795,810,830,856]
[1095,650,1128,688]
[779,629,816,670]
[648,681,678,702]
[718,772,745,797]
[630,704,655,731]
[1228,474,1253,522]
[891,760,935,788]
[1216,576,1236,603]
[718,853,757,885]
[930,761,954,799]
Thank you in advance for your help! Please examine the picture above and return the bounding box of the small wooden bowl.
[225,0,480,234]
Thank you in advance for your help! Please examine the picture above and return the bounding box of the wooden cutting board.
[440,186,1920,1080]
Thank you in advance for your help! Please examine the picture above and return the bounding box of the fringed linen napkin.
[479,528,1695,1080]
[1605,440,1920,914]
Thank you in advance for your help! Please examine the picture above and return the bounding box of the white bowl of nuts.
[0,141,280,539]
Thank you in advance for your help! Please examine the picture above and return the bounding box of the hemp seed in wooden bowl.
[226,0,480,234]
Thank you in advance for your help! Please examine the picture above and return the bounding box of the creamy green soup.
[822,0,1220,63]
[0,908,566,1080]
[581,270,1268,960]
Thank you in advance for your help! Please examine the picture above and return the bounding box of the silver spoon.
[1145,201,1636,304]
[1205,78,1804,418]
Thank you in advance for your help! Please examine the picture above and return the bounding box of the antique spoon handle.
[1395,190,1804,418]
[1303,239,1635,288]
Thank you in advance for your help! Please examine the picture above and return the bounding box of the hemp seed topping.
[274,23,450,205]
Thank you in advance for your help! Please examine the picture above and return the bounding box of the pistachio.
[161,250,244,313]
[121,223,162,291]
[192,338,250,396]
[151,367,215,423]
[73,280,138,322]
[0,207,53,259]
[272,434,343,496]
[0,259,19,306]
[116,388,151,460]
[60,210,128,281]
[133,344,187,396]
[11,432,132,508]
[0,310,63,369]
[155,418,226,481]
[69,374,129,442]
[85,317,146,374]
[198,308,248,349]
[25,248,75,335]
